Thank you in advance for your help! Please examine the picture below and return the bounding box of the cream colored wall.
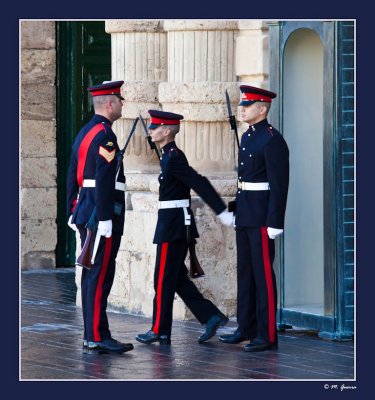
[20,21,57,269]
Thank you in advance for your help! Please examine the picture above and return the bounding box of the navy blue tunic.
[153,141,226,244]
[236,119,289,228]
[66,114,126,234]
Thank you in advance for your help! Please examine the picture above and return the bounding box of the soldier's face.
[241,102,266,125]
[109,96,123,121]
[149,126,166,143]
[241,103,260,124]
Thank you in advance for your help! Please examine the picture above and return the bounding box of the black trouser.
[236,226,277,344]
[78,225,122,342]
[152,239,222,336]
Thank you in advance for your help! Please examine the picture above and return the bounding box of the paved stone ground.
[20,268,354,381]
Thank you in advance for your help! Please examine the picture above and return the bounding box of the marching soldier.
[219,85,289,352]
[136,110,234,345]
[66,80,133,354]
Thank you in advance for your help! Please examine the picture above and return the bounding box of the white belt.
[158,199,191,225]
[158,199,190,209]
[82,179,126,192]
[237,181,270,191]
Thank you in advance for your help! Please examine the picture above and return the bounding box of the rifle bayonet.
[225,89,240,148]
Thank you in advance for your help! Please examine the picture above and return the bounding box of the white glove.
[218,209,235,227]
[67,215,78,232]
[98,220,112,238]
[267,227,283,239]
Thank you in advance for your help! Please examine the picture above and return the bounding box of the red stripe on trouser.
[153,242,169,334]
[261,227,275,343]
[93,237,112,342]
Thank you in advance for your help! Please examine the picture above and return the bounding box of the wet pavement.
[20,268,354,381]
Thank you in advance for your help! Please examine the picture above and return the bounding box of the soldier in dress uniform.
[219,85,289,352]
[135,110,234,345]
[66,80,133,354]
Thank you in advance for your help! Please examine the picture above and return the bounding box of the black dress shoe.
[219,328,251,344]
[243,341,278,352]
[135,330,171,345]
[198,314,229,343]
[87,338,134,354]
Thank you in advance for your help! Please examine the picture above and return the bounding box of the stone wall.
[20,21,57,269]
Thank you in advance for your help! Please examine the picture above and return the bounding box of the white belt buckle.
[238,181,245,190]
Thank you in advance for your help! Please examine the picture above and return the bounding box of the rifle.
[225,89,240,148]
[76,117,140,269]
[139,113,161,159]
[75,209,97,268]
[225,89,238,213]
[188,243,205,279]
[186,208,205,279]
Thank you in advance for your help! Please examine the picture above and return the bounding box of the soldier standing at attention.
[66,81,133,354]
[219,86,289,352]
[136,110,234,345]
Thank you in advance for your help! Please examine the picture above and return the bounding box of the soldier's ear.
[259,105,267,115]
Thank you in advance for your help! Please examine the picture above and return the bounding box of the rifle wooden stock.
[188,243,205,279]
[76,227,95,269]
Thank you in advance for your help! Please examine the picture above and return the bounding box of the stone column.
[161,20,240,174]
[102,20,169,316]
[106,20,167,174]
[20,21,57,269]
[101,19,270,321]
[236,20,270,132]
[159,20,241,318]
